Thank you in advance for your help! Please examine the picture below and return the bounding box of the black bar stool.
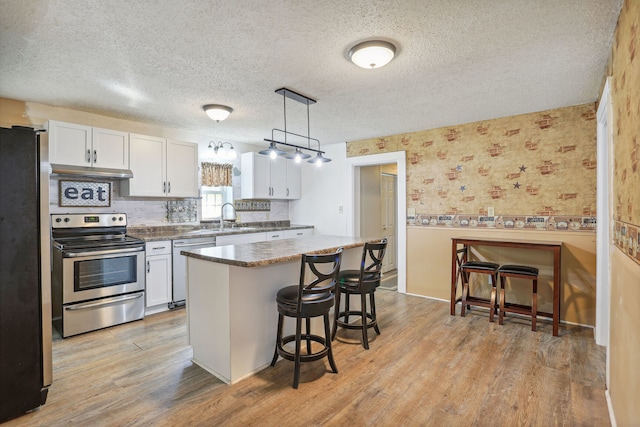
[460,261,500,322]
[270,248,343,389]
[332,239,387,350]
[498,265,539,331]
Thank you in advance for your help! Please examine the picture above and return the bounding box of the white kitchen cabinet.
[122,134,198,198]
[145,241,172,309]
[48,120,129,170]
[265,231,284,240]
[241,152,301,200]
[283,228,313,239]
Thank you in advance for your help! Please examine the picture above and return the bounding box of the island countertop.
[181,235,377,267]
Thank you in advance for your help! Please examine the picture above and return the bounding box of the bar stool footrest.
[277,333,331,363]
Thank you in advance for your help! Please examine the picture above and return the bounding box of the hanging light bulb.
[259,141,286,159]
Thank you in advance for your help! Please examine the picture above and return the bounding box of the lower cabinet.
[216,232,267,246]
[145,240,172,313]
[283,228,314,238]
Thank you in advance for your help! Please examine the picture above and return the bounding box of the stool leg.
[361,292,369,350]
[461,270,469,317]
[305,318,312,354]
[324,313,338,373]
[489,273,497,323]
[331,286,342,341]
[371,291,380,335]
[344,290,351,324]
[532,277,538,332]
[271,313,283,366]
[499,275,506,326]
[293,317,303,389]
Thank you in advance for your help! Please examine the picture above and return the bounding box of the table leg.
[553,246,561,336]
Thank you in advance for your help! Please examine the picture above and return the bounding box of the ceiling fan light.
[349,40,396,69]
[203,104,233,122]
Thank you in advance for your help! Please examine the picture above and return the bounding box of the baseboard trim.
[606,389,617,427]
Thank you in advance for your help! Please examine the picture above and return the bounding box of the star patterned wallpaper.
[347,103,597,232]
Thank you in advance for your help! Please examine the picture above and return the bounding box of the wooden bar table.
[450,236,563,336]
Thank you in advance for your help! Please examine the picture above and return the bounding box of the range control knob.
[112,216,117,222]
[55,218,62,223]
[118,216,124,222]
[63,217,70,223]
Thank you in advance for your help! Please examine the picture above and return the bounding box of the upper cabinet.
[241,152,301,200]
[48,120,129,170]
[122,134,198,198]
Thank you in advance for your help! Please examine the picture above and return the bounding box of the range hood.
[50,164,134,179]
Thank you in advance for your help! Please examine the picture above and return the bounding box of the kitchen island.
[181,235,374,384]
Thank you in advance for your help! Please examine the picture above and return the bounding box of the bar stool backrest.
[357,239,388,288]
[297,248,343,312]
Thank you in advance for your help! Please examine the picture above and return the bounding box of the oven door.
[61,247,145,304]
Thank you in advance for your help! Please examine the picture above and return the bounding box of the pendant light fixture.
[262,87,331,164]
[203,104,233,122]
[349,40,396,69]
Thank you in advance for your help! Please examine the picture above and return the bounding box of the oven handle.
[64,293,143,311]
[63,246,145,258]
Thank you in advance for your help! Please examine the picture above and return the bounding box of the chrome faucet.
[220,202,237,229]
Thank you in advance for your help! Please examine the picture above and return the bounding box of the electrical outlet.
[338,205,343,214]
[487,207,495,217]
[407,208,416,217]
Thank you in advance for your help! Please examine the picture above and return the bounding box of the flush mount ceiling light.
[203,104,233,122]
[349,40,396,69]
[262,87,331,164]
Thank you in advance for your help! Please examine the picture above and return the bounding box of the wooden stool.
[270,248,343,389]
[498,265,539,331]
[460,261,500,322]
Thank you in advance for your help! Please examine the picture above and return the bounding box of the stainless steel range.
[51,213,146,337]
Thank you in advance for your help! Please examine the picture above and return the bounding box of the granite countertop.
[181,235,378,267]
[128,224,313,242]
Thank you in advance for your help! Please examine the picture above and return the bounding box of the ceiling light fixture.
[262,87,331,165]
[349,40,396,69]
[203,104,233,122]
[203,141,236,163]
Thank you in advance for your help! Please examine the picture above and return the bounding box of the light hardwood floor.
[6,290,609,426]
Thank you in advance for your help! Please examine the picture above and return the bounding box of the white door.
[166,139,199,197]
[92,127,129,169]
[270,156,287,199]
[381,173,397,272]
[146,255,172,307]
[48,120,92,167]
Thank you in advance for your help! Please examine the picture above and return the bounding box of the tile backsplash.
[49,177,289,226]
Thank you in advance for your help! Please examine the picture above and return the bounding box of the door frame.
[346,151,406,293]
[596,77,612,385]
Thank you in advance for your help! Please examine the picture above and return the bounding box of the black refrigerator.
[0,126,52,422]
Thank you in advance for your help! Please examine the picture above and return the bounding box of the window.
[201,186,233,220]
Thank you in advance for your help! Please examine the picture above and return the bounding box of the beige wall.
[408,227,596,325]
[607,0,640,424]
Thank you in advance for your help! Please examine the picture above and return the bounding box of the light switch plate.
[408,208,416,217]
[487,207,495,217]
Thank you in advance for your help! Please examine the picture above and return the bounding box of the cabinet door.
[92,127,129,169]
[283,228,313,238]
[285,161,301,199]
[270,156,288,199]
[146,254,172,307]
[124,133,166,197]
[48,120,92,167]
[166,140,199,197]
[265,231,284,240]
[241,152,270,199]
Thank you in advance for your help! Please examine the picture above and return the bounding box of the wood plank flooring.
[5,290,609,426]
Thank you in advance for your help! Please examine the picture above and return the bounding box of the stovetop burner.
[51,213,144,251]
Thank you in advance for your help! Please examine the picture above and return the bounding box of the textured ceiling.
[0,0,623,148]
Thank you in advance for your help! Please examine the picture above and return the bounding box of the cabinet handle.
[168,182,171,193]
[152,246,166,250]
[93,150,97,163]
[163,182,166,193]
[287,188,289,196]
[86,149,91,163]
[147,260,150,273]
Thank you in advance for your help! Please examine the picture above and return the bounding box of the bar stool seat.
[498,264,539,331]
[460,261,500,321]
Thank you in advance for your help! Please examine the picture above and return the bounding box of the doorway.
[346,151,407,294]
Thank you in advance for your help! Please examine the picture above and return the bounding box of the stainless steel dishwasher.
[171,236,216,308]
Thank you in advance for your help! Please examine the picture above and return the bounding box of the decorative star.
[519,165,527,172]
[456,165,462,172]
[513,182,521,189]
[460,185,466,192]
